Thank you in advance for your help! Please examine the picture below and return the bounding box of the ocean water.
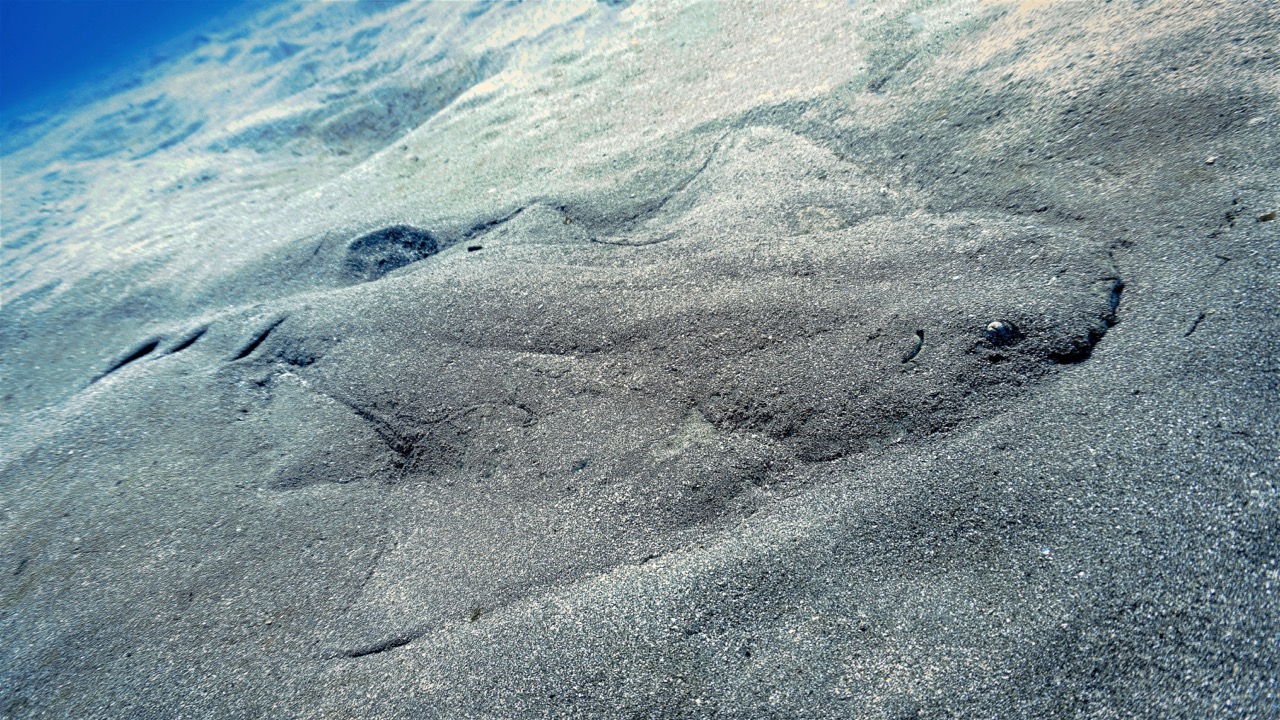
[0,0,252,118]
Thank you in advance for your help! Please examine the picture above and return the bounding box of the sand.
[1,1,1276,717]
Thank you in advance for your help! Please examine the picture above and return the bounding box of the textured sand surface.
[1,1,1277,717]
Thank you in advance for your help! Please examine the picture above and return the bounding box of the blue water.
[0,0,253,117]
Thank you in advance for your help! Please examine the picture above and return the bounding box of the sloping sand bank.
[1,1,1276,717]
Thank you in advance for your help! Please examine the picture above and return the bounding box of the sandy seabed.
[1,1,1277,717]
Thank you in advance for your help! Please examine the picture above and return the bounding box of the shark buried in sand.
[1,1,1277,717]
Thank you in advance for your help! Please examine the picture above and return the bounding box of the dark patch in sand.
[232,317,288,361]
[343,225,438,282]
[94,338,161,382]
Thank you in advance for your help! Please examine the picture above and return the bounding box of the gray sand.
[1,1,1277,717]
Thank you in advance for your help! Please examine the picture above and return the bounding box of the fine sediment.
[1,1,1276,717]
